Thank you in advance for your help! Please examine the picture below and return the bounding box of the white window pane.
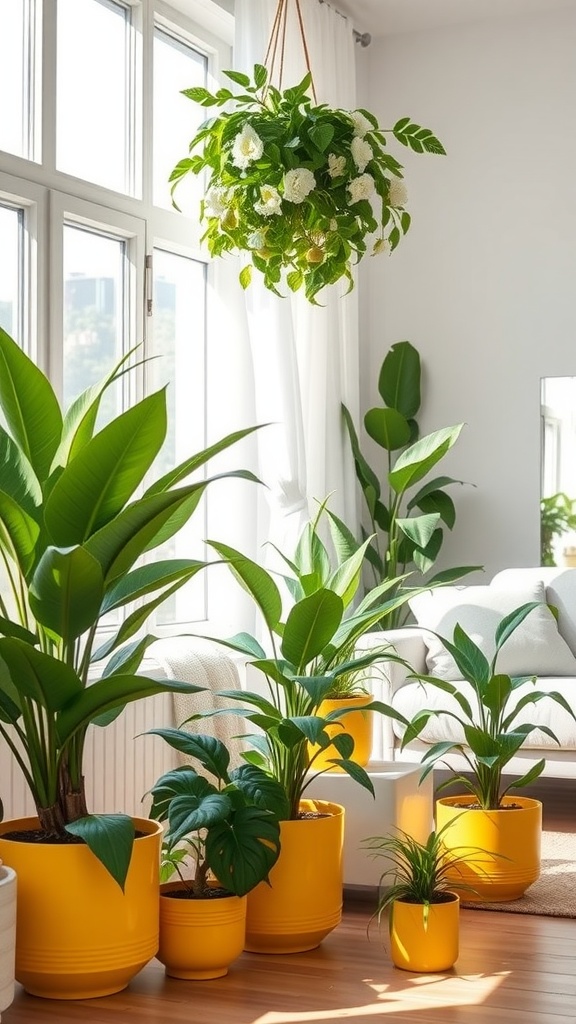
[150,249,206,623]
[153,27,206,212]
[63,224,126,418]
[57,0,133,194]
[0,205,23,340]
[0,0,38,160]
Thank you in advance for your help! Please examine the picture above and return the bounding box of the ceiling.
[340,0,576,38]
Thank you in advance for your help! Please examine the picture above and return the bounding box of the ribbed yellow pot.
[245,799,344,954]
[389,894,460,972]
[308,695,373,771]
[158,881,246,979]
[0,816,162,999]
[436,795,542,901]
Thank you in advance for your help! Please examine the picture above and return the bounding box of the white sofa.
[360,567,576,780]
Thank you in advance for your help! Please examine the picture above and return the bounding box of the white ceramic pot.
[0,861,17,1020]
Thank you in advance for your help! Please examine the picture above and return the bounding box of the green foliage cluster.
[149,733,286,898]
[343,340,477,626]
[171,64,444,302]
[0,325,258,885]
[540,492,576,566]
[403,604,576,808]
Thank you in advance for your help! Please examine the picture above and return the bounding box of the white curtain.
[234,0,360,558]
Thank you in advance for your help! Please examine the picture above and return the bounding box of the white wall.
[359,8,576,582]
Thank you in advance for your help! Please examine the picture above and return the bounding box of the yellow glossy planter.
[158,882,246,979]
[436,795,542,901]
[245,799,344,954]
[390,894,459,972]
[309,695,373,771]
[0,816,162,999]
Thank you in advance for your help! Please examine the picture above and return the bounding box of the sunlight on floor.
[251,971,510,1022]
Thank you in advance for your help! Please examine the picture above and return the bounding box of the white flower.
[283,167,316,204]
[347,173,375,204]
[231,123,264,169]
[350,110,373,138]
[204,185,230,218]
[329,218,338,231]
[351,136,373,173]
[372,237,391,256]
[327,153,347,178]
[388,179,408,207]
[248,230,267,249]
[254,184,282,217]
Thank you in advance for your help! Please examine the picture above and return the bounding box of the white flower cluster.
[254,184,282,216]
[283,167,316,204]
[347,173,375,205]
[232,124,263,169]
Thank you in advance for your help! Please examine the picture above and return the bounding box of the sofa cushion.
[392,677,576,750]
[492,567,576,658]
[409,580,576,680]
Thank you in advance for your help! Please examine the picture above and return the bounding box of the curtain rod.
[318,0,372,47]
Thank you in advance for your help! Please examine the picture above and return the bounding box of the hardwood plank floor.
[4,776,576,1024]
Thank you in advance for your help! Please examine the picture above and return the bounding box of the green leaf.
[378,340,421,417]
[0,425,41,515]
[364,407,412,452]
[341,404,381,511]
[0,639,82,711]
[208,541,282,632]
[0,490,40,576]
[389,425,464,496]
[239,264,253,289]
[281,589,344,669]
[65,814,135,891]
[0,326,63,482]
[309,123,335,152]
[231,764,290,820]
[396,513,440,549]
[223,69,251,87]
[206,807,281,896]
[143,424,263,497]
[253,63,268,89]
[44,390,167,545]
[494,603,540,654]
[29,545,104,642]
[101,559,206,614]
[147,730,231,781]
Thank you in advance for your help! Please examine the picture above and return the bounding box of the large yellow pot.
[308,695,374,771]
[389,894,460,972]
[0,816,162,999]
[158,881,246,979]
[436,795,542,901]
[245,799,344,954]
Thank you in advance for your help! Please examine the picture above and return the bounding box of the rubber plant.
[342,340,478,626]
[170,64,445,302]
[0,325,260,887]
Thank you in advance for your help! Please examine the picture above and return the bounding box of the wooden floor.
[4,777,576,1024]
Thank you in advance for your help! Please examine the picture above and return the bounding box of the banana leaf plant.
[401,603,576,808]
[182,505,456,820]
[0,325,260,887]
[342,340,478,626]
[148,733,288,897]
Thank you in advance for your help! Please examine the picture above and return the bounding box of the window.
[0,0,232,629]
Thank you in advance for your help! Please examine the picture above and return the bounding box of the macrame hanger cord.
[263,0,318,103]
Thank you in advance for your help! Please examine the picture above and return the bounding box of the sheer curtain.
[234,0,360,557]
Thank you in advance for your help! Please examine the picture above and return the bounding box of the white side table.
[306,760,434,892]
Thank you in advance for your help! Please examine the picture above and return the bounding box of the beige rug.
[462,830,576,917]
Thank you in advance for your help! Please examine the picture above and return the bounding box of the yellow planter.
[158,881,246,979]
[245,799,344,954]
[308,694,373,771]
[0,816,162,999]
[436,795,542,901]
[389,894,460,972]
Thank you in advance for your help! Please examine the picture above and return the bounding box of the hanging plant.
[171,61,444,302]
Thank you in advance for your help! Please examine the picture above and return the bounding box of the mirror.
[541,377,576,566]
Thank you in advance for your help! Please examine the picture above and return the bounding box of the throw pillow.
[409,580,576,680]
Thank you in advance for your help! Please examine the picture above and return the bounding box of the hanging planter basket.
[170,2,445,303]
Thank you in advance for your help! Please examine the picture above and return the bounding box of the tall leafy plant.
[0,326,260,886]
[342,340,476,626]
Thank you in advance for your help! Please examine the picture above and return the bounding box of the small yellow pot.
[0,816,162,999]
[158,881,246,979]
[436,795,542,901]
[308,694,373,771]
[245,799,344,954]
[389,894,460,972]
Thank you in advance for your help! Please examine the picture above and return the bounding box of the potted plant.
[362,823,473,973]
[170,64,445,302]
[0,859,16,1019]
[183,505,458,953]
[540,492,576,565]
[402,602,576,900]
[146,732,286,979]
[0,325,260,998]
[342,340,478,627]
